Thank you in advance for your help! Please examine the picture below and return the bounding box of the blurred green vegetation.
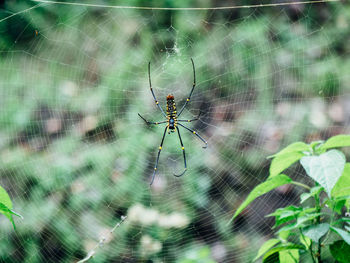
[1,0,350,262]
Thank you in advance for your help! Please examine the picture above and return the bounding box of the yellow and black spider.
[138,58,207,185]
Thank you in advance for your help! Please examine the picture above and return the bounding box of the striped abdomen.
[166,94,177,131]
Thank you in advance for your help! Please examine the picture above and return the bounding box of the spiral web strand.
[0,1,349,262]
[30,0,340,10]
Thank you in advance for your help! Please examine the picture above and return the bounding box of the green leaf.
[339,218,350,222]
[0,185,15,228]
[229,174,293,224]
[296,213,322,226]
[279,249,299,263]
[300,235,311,249]
[268,142,309,158]
[300,193,312,203]
[331,227,350,245]
[0,186,12,210]
[334,199,346,214]
[277,222,298,233]
[300,186,324,204]
[269,207,318,230]
[310,186,324,195]
[0,203,22,219]
[309,141,324,149]
[332,163,350,198]
[330,240,350,263]
[273,216,296,228]
[302,223,330,243]
[334,217,350,226]
[267,206,303,228]
[320,135,350,150]
[263,252,279,263]
[278,230,291,242]
[276,213,323,233]
[300,150,346,196]
[253,239,280,262]
[270,152,305,177]
[267,206,302,218]
[262,244,304,261]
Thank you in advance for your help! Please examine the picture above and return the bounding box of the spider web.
[0,1,349,262]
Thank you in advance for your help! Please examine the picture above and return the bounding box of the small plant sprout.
[0,185,22,230]
[230,134,350,263]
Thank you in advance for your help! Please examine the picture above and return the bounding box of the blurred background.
[0,0,350,262]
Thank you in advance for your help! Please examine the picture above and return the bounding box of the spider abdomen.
[166,94,177,131]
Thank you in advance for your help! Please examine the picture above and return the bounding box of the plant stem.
[321,211,334,246]
[314,189,322,263]
[310,241,317,263]
[291,181,311,190]
[299,228,316,263]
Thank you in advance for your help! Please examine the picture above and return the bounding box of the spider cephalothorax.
[138,59,207,185]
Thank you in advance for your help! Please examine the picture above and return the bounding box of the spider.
[138,58,207,185]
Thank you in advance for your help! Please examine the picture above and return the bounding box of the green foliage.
[332,163,350,199]
[229,174,292,223]
[268,142,310,158]
[0,185,21,229]
[330,240,350,263]
[262,244,303,262]
[279,249,299,263]
[253,239,280,262]
[230,134,350,262]
[270,153,305,178]
[320,135,350,151]
[300,150,346,196]
[330,227,350,245]
[302,223,330,243]
[268,142,310,177]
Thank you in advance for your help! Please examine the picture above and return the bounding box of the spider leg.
[178,123,207,149]
[177,118,198,123]
[150,126,168,185]
[177,111,202,123]
[178,58,196,117]
[138,113,167,125]
[173,127,187,177]
[148,62,167,117]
